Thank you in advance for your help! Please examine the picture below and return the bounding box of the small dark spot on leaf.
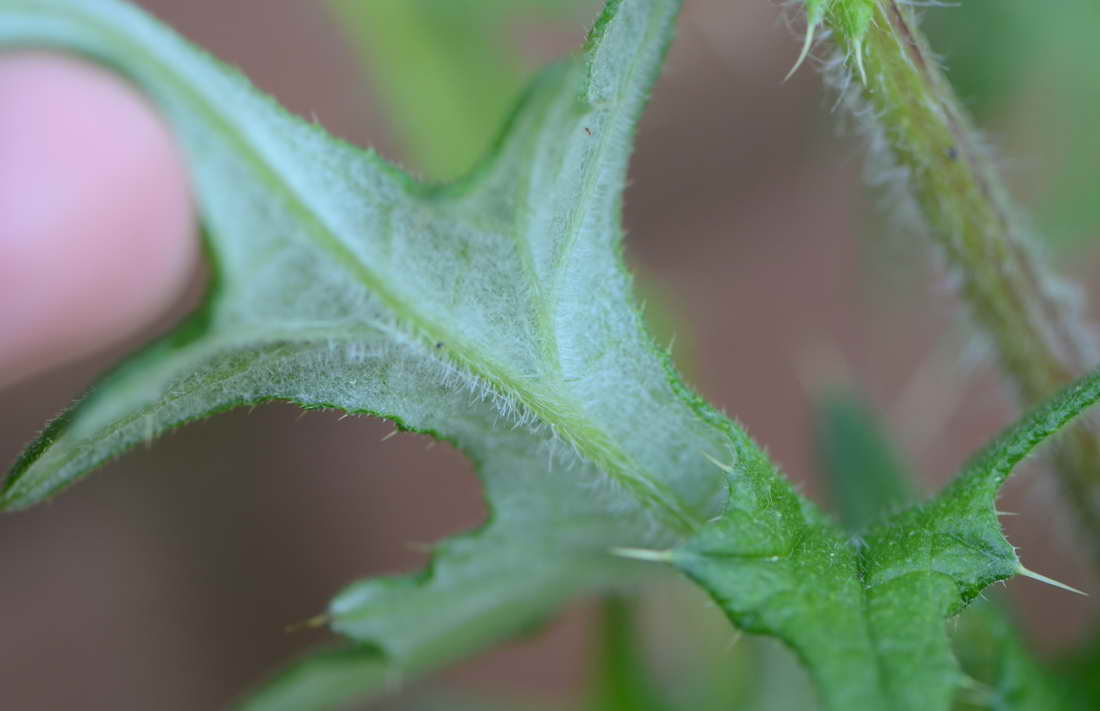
[946,146,958,161]
[435,342,444,349]
[584,127,592,136]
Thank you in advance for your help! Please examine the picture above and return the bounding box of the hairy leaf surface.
[0,0,747,703]
[3,1,1098,709]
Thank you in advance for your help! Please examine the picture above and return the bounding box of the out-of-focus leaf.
[925,1,1100,249]
[951,601,1084,711]
[239,644,386,711]
[813,389,915,531]
[327,0,591,180]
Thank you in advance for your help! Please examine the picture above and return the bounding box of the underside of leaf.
[0,0,757,704]
[4,1,1099,709]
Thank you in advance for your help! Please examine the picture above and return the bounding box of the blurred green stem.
[588,597,666,711]
[820,1,1100,554]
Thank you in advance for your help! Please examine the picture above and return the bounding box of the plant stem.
[819,2,1100,550]
[587,597,667,711]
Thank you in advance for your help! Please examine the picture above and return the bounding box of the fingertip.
[0,53,198,387]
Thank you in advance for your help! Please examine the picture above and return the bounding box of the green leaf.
[238,644,387,711]
[666,366,1100,711]
[0,0,745,703]
[806,381,1077,711]
[1,0,730,526]
[5,1,1096,709]
[242,639,569,711]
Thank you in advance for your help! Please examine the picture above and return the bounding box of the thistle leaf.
[1,0,729,527]
[237,644,387,711]
[0,0,744,703]
[672,366,1100,711]
[4,2,1097,709]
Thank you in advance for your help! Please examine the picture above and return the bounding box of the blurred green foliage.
[631,579,818,711]
[925,1,1100,249]
[952,602,1076,711]
[586,598,670,711]
[813,390,915,532]
[327,0,591,181]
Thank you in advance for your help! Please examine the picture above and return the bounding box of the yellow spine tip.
[1017,564,1088,596]
[784,16,819,82]
[610,547,675,563]
[852,40,868,85]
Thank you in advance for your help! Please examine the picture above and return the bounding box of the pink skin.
[0,53,198,388]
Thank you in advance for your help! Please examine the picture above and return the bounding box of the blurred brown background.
[2,0,1098,708]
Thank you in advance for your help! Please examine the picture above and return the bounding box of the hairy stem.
[818,1,1100,550]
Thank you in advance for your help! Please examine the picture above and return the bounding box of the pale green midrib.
[4,2,701,533]
[856,570,916,709]
[521,6,693,527]
[854,528,984,708]
[755,515,912,708]
[504,105,549,356]
[791,528,890,709]
[542,7,657,376]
